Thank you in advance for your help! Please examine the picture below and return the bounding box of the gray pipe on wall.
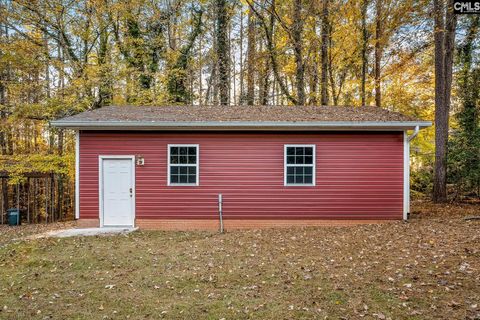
[218,194,224,233]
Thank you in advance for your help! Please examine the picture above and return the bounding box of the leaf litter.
[0,201,478,319]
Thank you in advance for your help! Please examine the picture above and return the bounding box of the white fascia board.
[51,120,432,131]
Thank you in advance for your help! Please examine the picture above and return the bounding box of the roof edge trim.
[50,120,431,131]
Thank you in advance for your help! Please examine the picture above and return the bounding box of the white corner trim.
[284,144,316,187]
[98,155,136,228]
[403,126,420,220]
[403,131,410,220]
[75,130,80,220]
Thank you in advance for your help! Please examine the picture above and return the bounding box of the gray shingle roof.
[51,105,430,130]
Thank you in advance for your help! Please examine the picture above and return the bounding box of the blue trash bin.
[7,208,20,226]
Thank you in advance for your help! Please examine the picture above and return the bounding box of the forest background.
[0,0,478,221]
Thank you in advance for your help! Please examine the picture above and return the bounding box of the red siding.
[79,131,404,220]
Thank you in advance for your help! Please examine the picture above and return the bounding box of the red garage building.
[52,105,430,230]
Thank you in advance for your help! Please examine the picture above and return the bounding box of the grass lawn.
[0,202,479,319]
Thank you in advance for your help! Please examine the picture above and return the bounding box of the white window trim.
[284,144,316,186]
[167,144,200,186]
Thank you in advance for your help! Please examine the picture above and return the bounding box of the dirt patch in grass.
[0,202,479,319]
[0,221,75,246]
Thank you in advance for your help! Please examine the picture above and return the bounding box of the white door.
[102,158,134,227]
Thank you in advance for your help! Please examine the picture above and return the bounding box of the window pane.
[286,165,314,185]
[286,147,314,166]
[304,175,313,184]
[170,166,197,184]
[295,174,304,184]
[170,147,198,185]
[295,147,304,156]
[285,146,315,185]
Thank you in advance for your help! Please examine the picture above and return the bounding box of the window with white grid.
[284,145,315,186]
[168,144,199,186]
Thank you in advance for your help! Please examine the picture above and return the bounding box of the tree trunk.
[198,33,203,105]
[212,24,219,105]
[309,59,318,105]
[258,40,271,105]
[292,0,305,105]
[205,56,217,105]
[125,17,150,90]
[239,10,244,104]
[57,31,65,97]
[457,16,479,194]
[0,21,8,155]
[459,16,479,80]
[54,128,64,218]
[95,22,112,108]
[246,9,256,105]
[443,0,456,113]
[169,12,178,51]
[43,28,50,99]
[1,179,7,218]
[374,0,382,108]
[247,0,297,105]
[433,0,457,202]
[166,10,203,103]
[320,0,329,105]
[216,0,230,105]
[360,0,368,106]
